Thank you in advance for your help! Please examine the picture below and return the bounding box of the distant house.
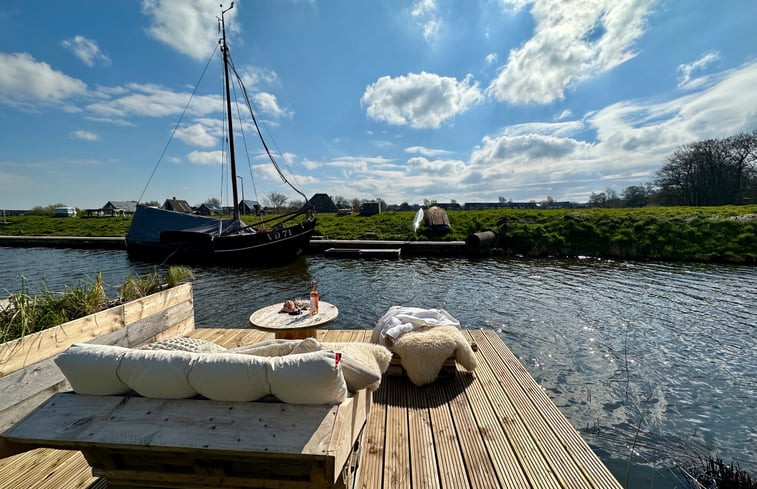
[198,203,222,216]
[162,198,193,213]
[359,201,381,216]
[239,200,260,215]
[308,193,338,213]
[102,200,138,216]
[434,202,462,211]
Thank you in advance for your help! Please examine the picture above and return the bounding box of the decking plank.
[407,382,441,489]
[467,331,563,489]
[427,379,470,489]
[357,381,387,489]
[384,375,411,489]
[458,332,532,489]
[476,329,622,489]
[445,372,501,489]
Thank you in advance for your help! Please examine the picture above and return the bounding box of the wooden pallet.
[4,388,371,489]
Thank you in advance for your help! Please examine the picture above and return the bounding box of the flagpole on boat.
[220,3,240,223]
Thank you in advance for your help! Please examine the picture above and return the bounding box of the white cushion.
[140,337,227,353]
[269,350,347,405]
[293,338,389,392]
[54,343,131,396]
[188,353,269,402]
[229,339,299,357]
[117,349,197,399]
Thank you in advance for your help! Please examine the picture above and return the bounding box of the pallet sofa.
[0,284,377,489]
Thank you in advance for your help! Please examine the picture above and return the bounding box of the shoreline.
[0,235,469,256]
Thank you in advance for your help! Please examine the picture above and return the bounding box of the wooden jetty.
[0,324,622,489]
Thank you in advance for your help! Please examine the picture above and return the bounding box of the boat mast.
[221,3,240,222]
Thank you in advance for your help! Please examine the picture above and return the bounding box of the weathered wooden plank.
[327,389,370,484]
[357,380,387,489]
[122,282,193,325]
[0,284,193,378]
[477,330,622,489]
[407,382,440,489]
[0,448,95,489]
[458,331,532,489]
[465,330,562,489]
[445,373,501,489]
[5,393,340,458]
[427,377,469,489]
[383,375,410,489]
[0,306,125,377]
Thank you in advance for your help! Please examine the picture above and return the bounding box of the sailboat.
[126,4,316,264]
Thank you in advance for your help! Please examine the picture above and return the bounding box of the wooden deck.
[0,328,621,489]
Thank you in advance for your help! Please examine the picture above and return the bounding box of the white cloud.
[485,53,498,64]
[86,83,219,118]
[677,51,720,89]
[489,0,655,104]
[0,52,87,107]
[253,92,292,118]
[175,123,216,147]
[140,0,237,61]
[554,109,573,121]
[239,66,279,90]
[411,0,441,43]
[405,146,454,157]
[70,130,99,141]
[407,156,466,175]
[362,72,483,128]
[62,36,111,67]
[187,150,223,165]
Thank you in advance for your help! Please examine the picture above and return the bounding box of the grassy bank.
[1,206,755,263]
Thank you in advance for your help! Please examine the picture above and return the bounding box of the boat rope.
[136,43,219,205]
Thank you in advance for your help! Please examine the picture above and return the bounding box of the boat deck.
[0,328,622,489]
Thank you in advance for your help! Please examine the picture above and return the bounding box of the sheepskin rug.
[391,325,478,386]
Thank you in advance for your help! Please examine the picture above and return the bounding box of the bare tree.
[265,192,288,213]
[655,131,757,205]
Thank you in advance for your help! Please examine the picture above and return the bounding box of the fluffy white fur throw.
[390,325,478,386]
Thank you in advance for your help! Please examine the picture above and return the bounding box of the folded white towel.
[372,306,460,346]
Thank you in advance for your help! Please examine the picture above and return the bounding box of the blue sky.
[1,0,755,210]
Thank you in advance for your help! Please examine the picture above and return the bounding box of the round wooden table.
[248,301,338,340]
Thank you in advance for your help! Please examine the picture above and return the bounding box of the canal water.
[1,246,755,488]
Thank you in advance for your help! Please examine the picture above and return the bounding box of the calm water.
[1,246,755,488]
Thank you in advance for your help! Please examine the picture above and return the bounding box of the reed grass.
[0,266,193,343]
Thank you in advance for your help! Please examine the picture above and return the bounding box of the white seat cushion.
[54,343,131,396]
[117,349,197,399]
[188,353,269,402]
[269,350,347,405]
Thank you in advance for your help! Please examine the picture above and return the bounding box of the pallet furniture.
[4,389,371,489]
[0,283,196,489]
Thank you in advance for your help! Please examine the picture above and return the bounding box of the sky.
[1,0,756,210]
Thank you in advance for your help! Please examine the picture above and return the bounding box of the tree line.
[589,131,757,208]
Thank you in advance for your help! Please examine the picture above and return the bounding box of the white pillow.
[188,353,269,402]
[54,343,131,396]
[268,350,347,405]
[229,339,300,357]
[293,338,391,392]
[117,349,197,399]
[140,337,227,353]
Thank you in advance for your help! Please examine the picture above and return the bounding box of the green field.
[1,205,755,263]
